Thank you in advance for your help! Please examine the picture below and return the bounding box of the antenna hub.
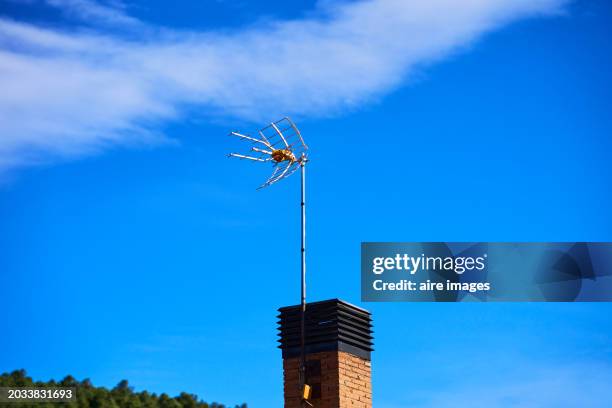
[272,149,296,163]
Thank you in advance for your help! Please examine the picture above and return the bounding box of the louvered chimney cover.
[277,299,374,360]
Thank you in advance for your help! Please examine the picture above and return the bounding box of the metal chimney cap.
[277,298,374,361]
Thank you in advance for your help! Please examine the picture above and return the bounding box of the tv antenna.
[228,117,312,406]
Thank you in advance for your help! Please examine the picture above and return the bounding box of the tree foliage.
[0,370,247,408]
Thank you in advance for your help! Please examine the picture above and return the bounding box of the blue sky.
[1,0,611,407]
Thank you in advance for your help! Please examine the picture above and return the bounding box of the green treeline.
[0,369,247,408]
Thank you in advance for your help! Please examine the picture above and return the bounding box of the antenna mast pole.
[299,153,307,405]
[227,117,310,404]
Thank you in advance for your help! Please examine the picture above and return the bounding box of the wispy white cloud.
[7,0,142,27]
[0,0,568,171]
[45,0,142,27]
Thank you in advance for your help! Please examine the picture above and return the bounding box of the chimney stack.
[278,299,374,408]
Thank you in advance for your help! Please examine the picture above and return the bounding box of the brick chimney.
[278,299,374,408]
